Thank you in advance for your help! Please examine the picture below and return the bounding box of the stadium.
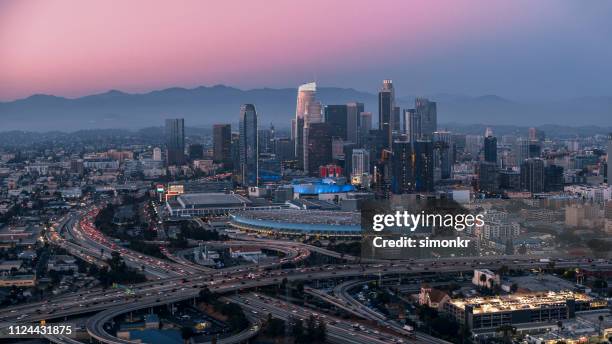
[229,209,361,238]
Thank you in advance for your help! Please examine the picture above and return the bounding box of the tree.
[479,273,487,286]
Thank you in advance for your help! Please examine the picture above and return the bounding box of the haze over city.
[0,2,612,344]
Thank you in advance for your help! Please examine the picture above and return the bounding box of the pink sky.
[1,0,601,100]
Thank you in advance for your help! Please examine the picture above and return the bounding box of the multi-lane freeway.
[4,207,610,344]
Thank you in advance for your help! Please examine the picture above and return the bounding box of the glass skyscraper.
[239,104,258,186]
[165,118,185,166]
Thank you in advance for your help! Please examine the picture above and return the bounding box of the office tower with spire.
[293,82,321,170]
[378,80,395,151]
[239,104,258,186]
[415,97,437,140]
[165,118,185,166]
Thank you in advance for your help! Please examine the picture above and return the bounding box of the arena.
[229,209,361,238]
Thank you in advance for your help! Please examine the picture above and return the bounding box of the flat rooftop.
[449,291,600,314]
[505,274,575,292]
[176,193,251,208]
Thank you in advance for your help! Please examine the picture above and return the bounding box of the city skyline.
[1,1,612,101]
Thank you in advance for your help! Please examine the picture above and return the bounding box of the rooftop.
[449,291,601,314]
[176,193,251,208]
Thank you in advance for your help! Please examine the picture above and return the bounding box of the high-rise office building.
[152,147,162,161]
[516,138,542,164]
[165,118,185,166]
[351,148,370,177]
[544,164,564,191]
[258,128,273,154]
[378,80,395,151]
[484,135,497,164]
[273,138,295,162]
[293,82,321,170]
[391,141,414,194]
[359,111,372,146]
[213,124,232,164]
[239,104,258,186]
[403,109,420,142]
[413,140,434,192]
[478,161,498,193]
[607,133,612,184]
[306,122,333,176]
[324,105,349,140]
[346,102,364,144]
[433,131,453,180]
[393,106,401,133]
[415,98,437,140]
[351,148,370,186]
[521,158,545,193]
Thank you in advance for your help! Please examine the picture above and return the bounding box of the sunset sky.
[1,0,611,101]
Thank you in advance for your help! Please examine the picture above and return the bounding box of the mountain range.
[0,85,610,131]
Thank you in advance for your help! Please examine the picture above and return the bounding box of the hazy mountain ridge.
[0,85,610,131]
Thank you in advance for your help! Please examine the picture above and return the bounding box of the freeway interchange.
[2,208,608,344]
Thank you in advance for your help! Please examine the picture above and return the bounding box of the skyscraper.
[152,147,162,161]
[165,118,185,166]
[433,132,452,180]
[213,124,231,165]
[351,149,370,177]
[544,164,564,191]
[392,141,414,194]
[478,161,498,193]
[346,102,364,144]
[359,111,372,146]
[306,122,333,176]
[239,104,258,186]
[293,82,321,170]
[520,158,545,193]
[403,109,420,142]
[413,140,434,192]
[484,135,498,164]
[607,133,612,184]
[415,98,437,140]
[378,80,395,151]
[324,105,348,140]
[393,106,401,133]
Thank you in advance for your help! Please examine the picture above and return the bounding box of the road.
[5,208,610,343]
